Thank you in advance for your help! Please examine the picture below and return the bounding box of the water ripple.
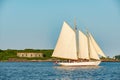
[0,62,119,80]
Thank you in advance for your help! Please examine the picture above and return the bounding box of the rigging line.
[74,19,79,59]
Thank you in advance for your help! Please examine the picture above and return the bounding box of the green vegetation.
[0,49,53,61]
[0,49,17,61]
[100,56,120,62]
[114,55,120,60]
[0,49,120,62]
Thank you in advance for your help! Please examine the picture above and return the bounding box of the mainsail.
[52,21,78,60]
[78,30,89,59]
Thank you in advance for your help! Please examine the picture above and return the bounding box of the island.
[0,49,120,62]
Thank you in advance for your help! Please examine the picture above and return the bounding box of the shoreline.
[0,60,120,62]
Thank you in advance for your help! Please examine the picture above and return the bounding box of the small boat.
[52,21,106,66]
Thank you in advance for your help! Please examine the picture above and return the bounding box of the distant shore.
[0,59,120,62]
[101,60,120,62]
[0,49,120,62]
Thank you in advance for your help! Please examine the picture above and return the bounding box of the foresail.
[52,21,78,60]
[89,36,100,60]
[78,30,89,59]
[89,33,106,57]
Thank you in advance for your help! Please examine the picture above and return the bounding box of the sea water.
[0,62,119,80]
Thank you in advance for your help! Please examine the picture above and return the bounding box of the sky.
[0,0,120,57]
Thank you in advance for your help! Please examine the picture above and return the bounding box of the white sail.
[52,21,78,60]
[78,30,89,59]
[51,21,107,66]
[89,36,100,60]
[89,33,106,57]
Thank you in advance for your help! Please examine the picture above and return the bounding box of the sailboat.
[52,21,106,66]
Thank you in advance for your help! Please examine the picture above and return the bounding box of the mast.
[74,19,79,59]
[86,29,90,60]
